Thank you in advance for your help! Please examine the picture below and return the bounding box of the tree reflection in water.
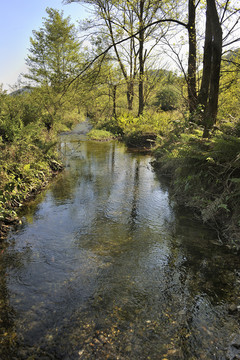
[1,127,240,359]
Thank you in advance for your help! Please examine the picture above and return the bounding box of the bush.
[96,117,124,136]
[87,129,116,141]
[91,110,183,148]
[153,127,240,247]
[154,86,180,111]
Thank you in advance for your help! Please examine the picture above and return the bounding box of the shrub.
[87,129,115,141]
[153,127,240,246]
[154,86,180,111]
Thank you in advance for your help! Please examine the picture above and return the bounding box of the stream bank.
[0,160,64,241]
[0,121,91,241]
[1,124,240,359]
[152,133,240,249]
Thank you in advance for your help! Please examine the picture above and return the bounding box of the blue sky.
[0,0,89,91]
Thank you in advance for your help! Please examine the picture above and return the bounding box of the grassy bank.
[0,123,64,239]
[0,90,85,240]
[87,129,116,141]
[0,83,87,240]
[153,126,240,248]
[90,112,240,248]
[89,110,179,148]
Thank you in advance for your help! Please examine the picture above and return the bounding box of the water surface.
[1,123,240,359]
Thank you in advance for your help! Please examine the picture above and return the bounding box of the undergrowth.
[87,129,116,141]
[153,125,240,248]
[0,122,63,237]
[92,110,181,147]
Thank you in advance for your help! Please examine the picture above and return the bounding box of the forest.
[0,0,240,246]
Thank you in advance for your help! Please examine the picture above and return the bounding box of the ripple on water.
[1,133,240,359]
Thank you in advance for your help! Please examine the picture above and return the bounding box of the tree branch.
[63,17,187,90]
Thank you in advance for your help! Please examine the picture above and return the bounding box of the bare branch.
[220,0,230,23]
[222,37,240,48]
[62,16,187,92]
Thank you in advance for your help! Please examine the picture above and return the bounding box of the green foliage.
[154,85,180,111]
[54,110,85,133]
[119,111,173,134]
[95,110,181,139]
[218,50,240,120]
[87,129,116,140]
[0,139,59,224]
[0,90,63,230]
[153,122,240,246]
[94,117,124,136]
[26,8,81,87]
[218,119,240,137]
[0,95,23,142]
[24,8,84,130]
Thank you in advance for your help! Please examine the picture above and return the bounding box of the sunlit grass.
[87,129,116,141]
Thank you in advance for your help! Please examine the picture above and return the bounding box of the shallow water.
[1,122,240,359]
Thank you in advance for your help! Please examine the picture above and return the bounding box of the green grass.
[153,129,240,247]
[87,129,116,141]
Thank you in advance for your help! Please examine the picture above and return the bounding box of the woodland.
[0,0,240,246]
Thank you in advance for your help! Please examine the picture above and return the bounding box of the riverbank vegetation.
[87,129,116,141]
[153,125,240,246]
[1,1,240,245]
[0,8,85,238]
[0,87,69,238]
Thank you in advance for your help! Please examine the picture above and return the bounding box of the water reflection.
[0,124,240,359]
[0,238,33,359]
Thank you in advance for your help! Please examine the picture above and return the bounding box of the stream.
[1,122,240,359]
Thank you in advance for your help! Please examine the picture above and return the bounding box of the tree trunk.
[202,0,222,137]
[187,0,197,114]
[127,81,134,111]
[112,84,117,118]
[104,2,137,114]
[138,0,145,116]
[198,2,212,109]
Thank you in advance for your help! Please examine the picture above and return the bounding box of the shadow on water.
[1,122,240,359]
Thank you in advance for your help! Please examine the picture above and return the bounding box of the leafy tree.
[0,93,23,142]
[25,8,82,130]
[218,49,240,124]
[155,86,179,111]
[63,0,240,134]
[160,0,239,135]
[65,0,137,111]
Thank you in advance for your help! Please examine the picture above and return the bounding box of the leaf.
[206,157,215,163]
[230,178,240,183]
[23,164,31,171]
[218,203,230,212]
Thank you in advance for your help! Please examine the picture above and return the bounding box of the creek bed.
[0,122,240,359]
